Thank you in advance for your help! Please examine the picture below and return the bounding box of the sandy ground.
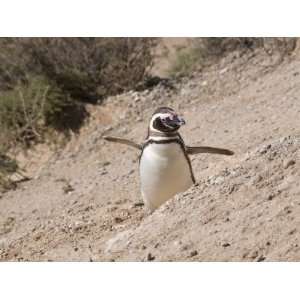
[1,48,300,261]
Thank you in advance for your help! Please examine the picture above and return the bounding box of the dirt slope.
[1,49,300,261]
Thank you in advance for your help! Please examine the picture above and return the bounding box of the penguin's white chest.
[139,142,193,211]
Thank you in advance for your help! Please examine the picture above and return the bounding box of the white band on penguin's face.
[149,113,172,132]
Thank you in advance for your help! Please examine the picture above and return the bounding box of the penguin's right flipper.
[186,146,234,156]
[103,136,142,150]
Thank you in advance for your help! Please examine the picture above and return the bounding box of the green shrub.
[0,38,156,148]
[0,38,156,100]
[0,173,16,193]
[0,38,31,90]
[0,77,87,148]
[43,85,88,133]
[0,77,47,147]
[169,48,201,77]
[0,153,19,193]
[169,38,297,77]
[18,38,156,102]
[0,38,157,191]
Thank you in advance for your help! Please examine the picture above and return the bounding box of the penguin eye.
[160,115,172,122]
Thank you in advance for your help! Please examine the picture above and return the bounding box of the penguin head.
[150,107,186,133]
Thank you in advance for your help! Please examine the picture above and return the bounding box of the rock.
[214,176,225,185]
[114,217,123,223]
[189,250,198,257]
[257,255,266,262]
[180,88,189,96]
[249,174,263,185]
[133,202,144,208]
[103,126,113,132]
[289,229,297,235]
[180,244,189,251]
[222,243,231,248]
[134,96,141,103]
[283,159,296,169]
[259,144,271,154]
[173,240,182,247]
[128,169,135,175]
[219,68,228,75]
[119,128,128,134]
[33,233,42,241]
[147,253,155,261]
[102,161,111,167]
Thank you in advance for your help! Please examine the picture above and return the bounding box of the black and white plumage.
[104,107,234,211]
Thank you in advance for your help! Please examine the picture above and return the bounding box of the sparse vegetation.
[169,48,201,77]
[0,38,156,189]
[169,38,297,77]
[0,77,87,148]
[0,154,19,192]
[22,38,156,102]
[0,37,297,191]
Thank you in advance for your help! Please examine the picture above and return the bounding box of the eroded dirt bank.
[1,49,300,261]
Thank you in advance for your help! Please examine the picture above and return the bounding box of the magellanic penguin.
[104,107,234,211]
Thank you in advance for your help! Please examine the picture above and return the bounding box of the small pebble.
[189,250,198,257]
[283,159,296,169]
[250,174,263,185]
[102,161,111,167]
[114,217,123,223]
[128,169,135,175]
[147,253,155,261]
[257,255,266,262]
[289,229,296,235]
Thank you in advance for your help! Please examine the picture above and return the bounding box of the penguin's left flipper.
[186,146,234,156]
[103,136,142,150]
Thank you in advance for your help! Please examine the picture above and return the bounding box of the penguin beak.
[163,114,185,128]
[173,115,186,126]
